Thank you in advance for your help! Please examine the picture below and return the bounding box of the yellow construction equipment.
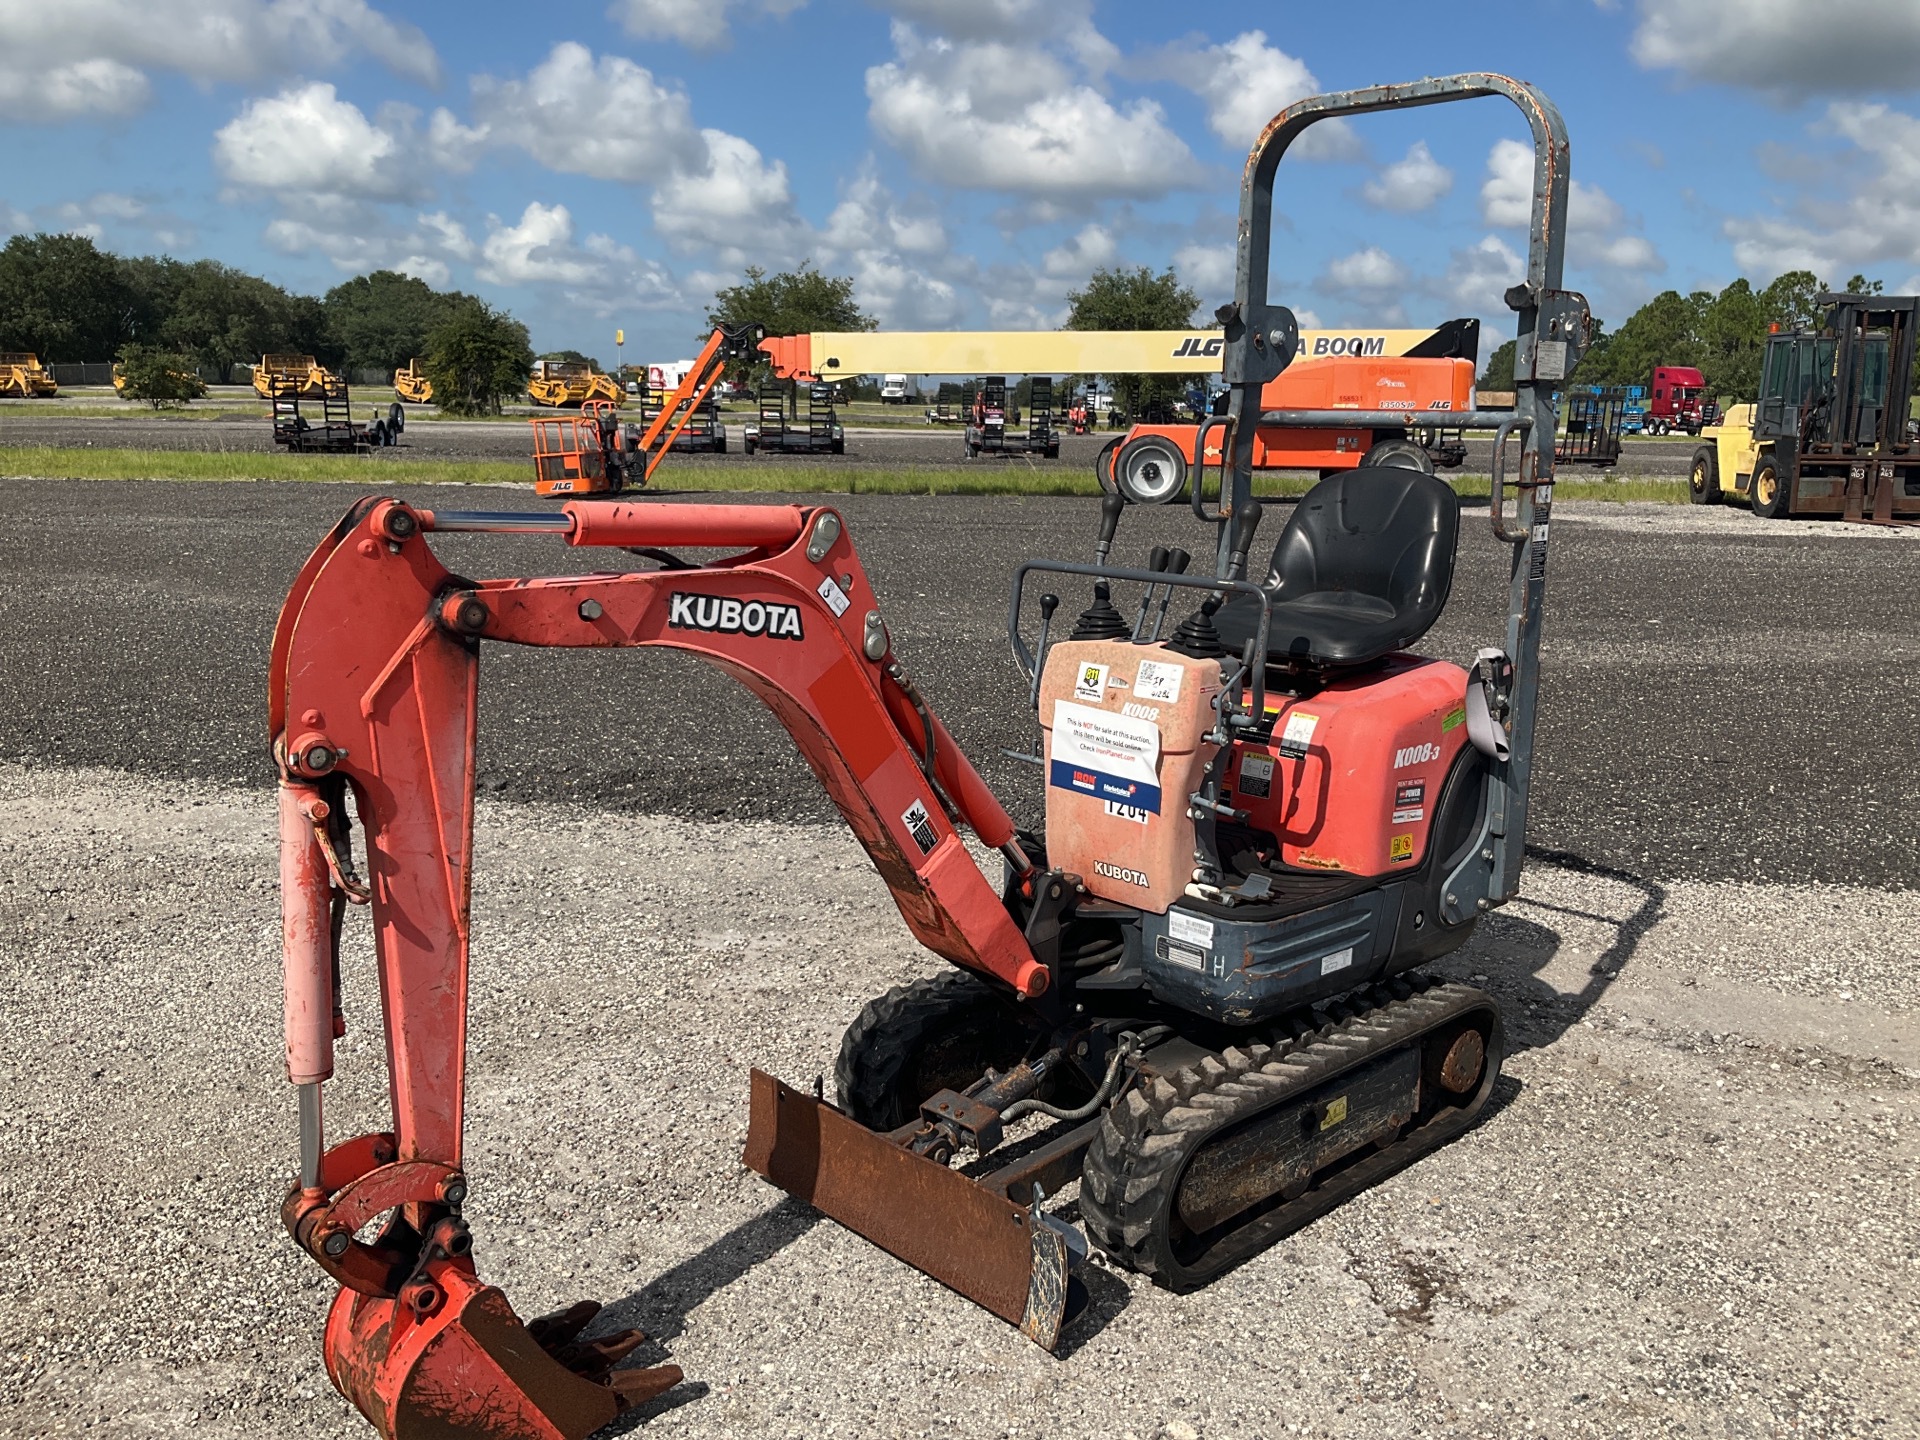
[0,353,58,398]
[253,355,341,399]
[527,359,624,408]
[394,359,433,405]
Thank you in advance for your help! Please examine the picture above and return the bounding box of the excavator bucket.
[742,1069,1076,1349]
[323,1264,682,1440]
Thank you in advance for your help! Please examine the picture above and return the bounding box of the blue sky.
[3,0,1919,364]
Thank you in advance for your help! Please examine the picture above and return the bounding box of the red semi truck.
[1640,365,1716,435]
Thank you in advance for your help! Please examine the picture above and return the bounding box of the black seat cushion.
[1215,466,1459,668]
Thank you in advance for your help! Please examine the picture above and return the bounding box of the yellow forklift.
[1690,293,1920,521]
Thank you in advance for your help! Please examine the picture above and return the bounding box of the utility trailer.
[965,375,1060,458]
[1692,293,1920,520]
[268,374,403,453]
[1554,386,1628,467]
[642,388,728,453]
[743,382,844,455]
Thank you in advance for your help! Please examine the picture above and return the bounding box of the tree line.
[0,232,534,414]
[1478,270,1902,399]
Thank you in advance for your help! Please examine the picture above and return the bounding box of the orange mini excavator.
[271,75,1588,1439]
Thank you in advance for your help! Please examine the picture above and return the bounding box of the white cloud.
[650,130,804,264]
[1362,141,1452,212]
[1437,234,1524,315]
[611,0,806,49]
[417,211,475,261]
[472,42,708,184]
[1042,224,1119,280]
[866,26,1195,200]
[1631,0,1920,98]
[1322,246,1408,293]
[1149,31,1360,161]
[214,84,414,201]
[479,201,682,314]
[0,0,437,121]
[1173,242,1235,300]
[873,0,1116,72]
[1479,138,1661,273]
[1725,102,1920,282]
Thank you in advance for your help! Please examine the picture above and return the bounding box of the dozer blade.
[324,1264,682,1440]
[742,1068,1073,1350]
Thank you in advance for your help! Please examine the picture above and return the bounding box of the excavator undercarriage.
[270,72,1585,1440]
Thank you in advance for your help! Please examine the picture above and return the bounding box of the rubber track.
[1080,975,1499,1290]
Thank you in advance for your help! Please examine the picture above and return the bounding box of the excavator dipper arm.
[271,496,1050,1440]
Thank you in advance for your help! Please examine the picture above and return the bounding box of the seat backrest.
[1265,466,1460,629]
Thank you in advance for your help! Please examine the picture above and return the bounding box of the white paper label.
[1162,940,1206,971]
[1074,662,1109,703]
[1103,799,1150,824]
[1319,947,1354,976]
[816,574,850,617]
[1052,701,1161,784]
[1134,659,1184,703]
[1168,910,1214,947]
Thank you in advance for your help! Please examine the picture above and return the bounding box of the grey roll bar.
[1218,73,1592,915]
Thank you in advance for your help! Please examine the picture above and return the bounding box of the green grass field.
[0,444,1689,501]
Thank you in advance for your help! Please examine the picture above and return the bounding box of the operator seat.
[1213,466,1459,670]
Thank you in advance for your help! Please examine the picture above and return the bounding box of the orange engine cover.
[1039,638,1221,912]
[1232,656,1471,876]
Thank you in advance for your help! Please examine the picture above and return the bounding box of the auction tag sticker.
[1278,711,1319,759]
[1049,700,1162,813]
[1134,659,1184,703]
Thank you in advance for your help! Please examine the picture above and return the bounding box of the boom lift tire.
[1359,436,1435,474]
[1094,437,1122,494]
[388,402,406,436]
[835,972,1051,1130]
[1114,434,1189,505]
[1688,446,1719,504]
[1751,458,1789,519]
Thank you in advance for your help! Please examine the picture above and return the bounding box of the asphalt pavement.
[0,411,1699,476]
[0,478,1912,889]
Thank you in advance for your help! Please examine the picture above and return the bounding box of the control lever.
[1225,499,1263,581]
[1092,491,1126,564]
[1146,548,1190,642]
[1027,594,1060,710]
[1129,547,1170,640]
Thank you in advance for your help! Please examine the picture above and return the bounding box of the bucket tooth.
[742,1067,1075,1350]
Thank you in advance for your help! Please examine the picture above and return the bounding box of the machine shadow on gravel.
[1451,846,1667,1056]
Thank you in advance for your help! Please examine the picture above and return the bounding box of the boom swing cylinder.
[270,70,1588,1440]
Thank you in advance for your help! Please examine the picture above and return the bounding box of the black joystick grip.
[1038,593,1060,624]
[1226,499,1263,581]
[1146,545,1170,573]
[1165,548,1192,576]
[1093,491,1126,562]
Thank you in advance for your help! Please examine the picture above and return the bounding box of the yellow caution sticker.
[1389,833,1415,863]
[1320,1095,1349,1131]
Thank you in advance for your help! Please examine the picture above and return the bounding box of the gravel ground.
[0,480,1915,888]
[0,765,1913,1440]
[0,412,1696,477]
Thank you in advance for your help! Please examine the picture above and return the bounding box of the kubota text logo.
[668,593,804,640]
[1094,860,1150,887]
